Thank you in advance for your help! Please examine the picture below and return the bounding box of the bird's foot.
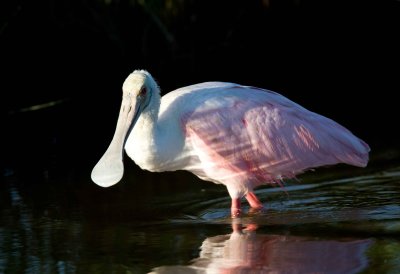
[231,198,242,218]
[243,223,258,231]
[245,192,263,209]
[248,206,265,216]
[231,220,258,232]
[231,207,242,218]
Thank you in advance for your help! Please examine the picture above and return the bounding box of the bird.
[91,69,370,217]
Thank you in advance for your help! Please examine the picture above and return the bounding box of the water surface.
[1,150,400,273]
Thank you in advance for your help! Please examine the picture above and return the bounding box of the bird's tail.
[337,136,370,168]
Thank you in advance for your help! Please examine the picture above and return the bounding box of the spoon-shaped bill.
[91,95,141,187]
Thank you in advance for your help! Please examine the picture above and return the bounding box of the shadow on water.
[1,155,400,273]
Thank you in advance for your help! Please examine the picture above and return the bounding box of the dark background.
[1,0,399,179]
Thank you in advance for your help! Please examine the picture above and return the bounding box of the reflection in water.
[1,164,399,273]
[152,222,372,274]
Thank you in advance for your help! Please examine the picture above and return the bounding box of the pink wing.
[181,84,370,189]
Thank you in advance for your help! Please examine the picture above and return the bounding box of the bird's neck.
[125,90,163,171]
[135,90,161,137]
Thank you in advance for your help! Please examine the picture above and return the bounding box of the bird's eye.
[139,87,147,97]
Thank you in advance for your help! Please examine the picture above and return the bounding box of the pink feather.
[180,83,369,198]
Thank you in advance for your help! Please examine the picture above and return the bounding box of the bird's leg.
[245,192,263,209]
[231,198,241,218]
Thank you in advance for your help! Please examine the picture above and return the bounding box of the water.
[1,151,400,273]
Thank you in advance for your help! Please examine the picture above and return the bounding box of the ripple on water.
[170,165,400,234]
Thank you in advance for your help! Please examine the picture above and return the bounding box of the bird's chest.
[124,134,161,172]
[123,114,189,172]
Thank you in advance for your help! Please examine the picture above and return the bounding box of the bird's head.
[91,70,159,187]
[122,70,159,112]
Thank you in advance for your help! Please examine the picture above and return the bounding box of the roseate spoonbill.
[91,70,370,217]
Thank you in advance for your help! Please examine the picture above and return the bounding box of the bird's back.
[159,82,370,190]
